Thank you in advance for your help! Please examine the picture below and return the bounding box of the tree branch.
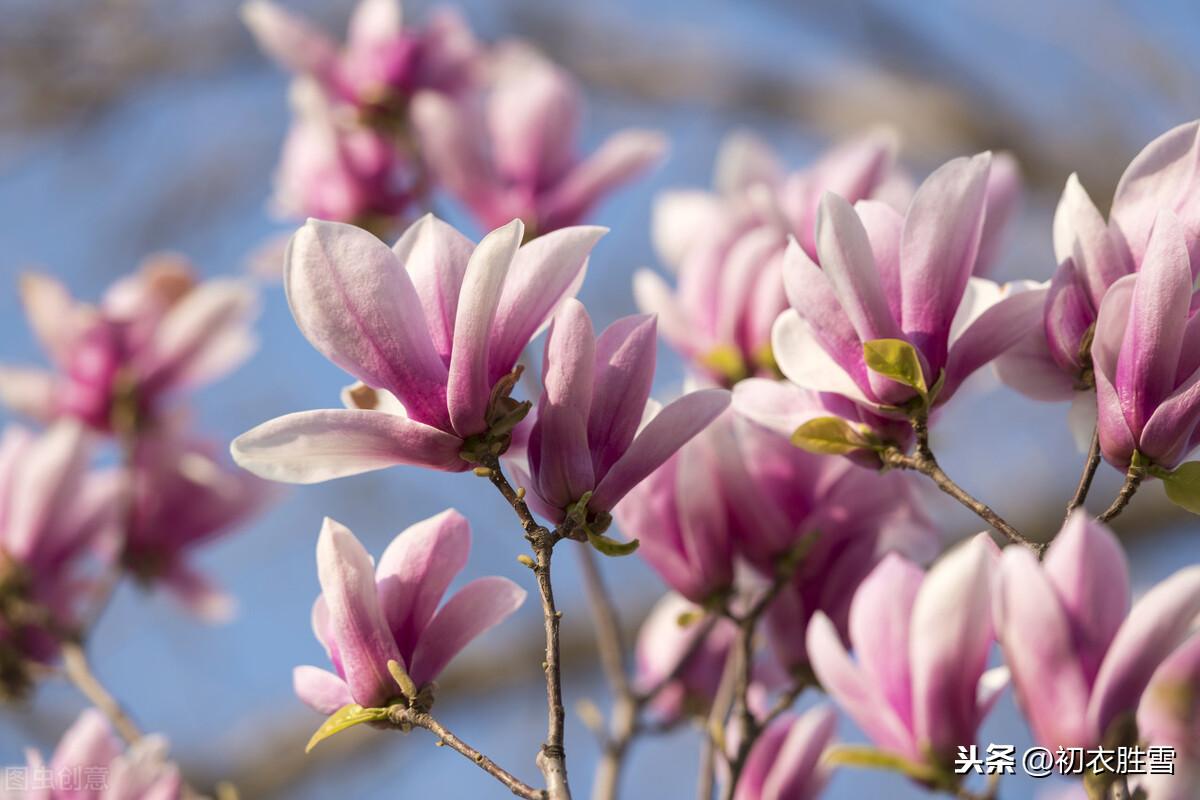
[1098,462,1146,523]
[1065,428,1102,521]
[387,706,545,799]
[60,640,142,745]
[476,454,572,800]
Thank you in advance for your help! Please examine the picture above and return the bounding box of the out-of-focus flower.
[635,130,909,386]
[0,423,114,678]
[773,154,1044,420]
[412,45,666,237]
[994,512,1200,751]
[613,415,737,604]
[733,705,837,800]
[0,257,258,434]
[632,593,737,725]
[807,535,1004,773]
[10,708,182,800]
[1090,211,1200,470]
[998,121,1200,403]
[506,299,729,525]
[123,428,273,622]
[232,215,603,483]
[1137,636,1200,799]
[294,512,524,713]
[272,79,412,226]
[243,0,479,110]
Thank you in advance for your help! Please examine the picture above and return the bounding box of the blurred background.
[2,0,1199,797]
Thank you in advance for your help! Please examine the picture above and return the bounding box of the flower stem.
[477,454,572,800]
[60,640,142,745]
[1065,427,1102,520]
[388,706,545,799]
[1098,462,1146,523]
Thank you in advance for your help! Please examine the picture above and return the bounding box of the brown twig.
[883,414,1043,554]
[1098,462,1146,524]
[386,706,545,799]
[477,454,572,800]
[698,648,739,800]
[60,640,142,745]
[1066,428,1103,521]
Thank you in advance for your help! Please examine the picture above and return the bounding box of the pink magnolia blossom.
[505,299,729,525]
[411,45,666,236]
[294,511,525,712]
[999,121,1200,403]
[9,709,181,800]
[733,705,838,800]
[772,153,1045,421]
[0,257,258,433]
[0,423,115,666]
[807,535,1005,771]
[1136,636,1200,798]
[634,130,910,386]
[123,428,273,622]
[271,79,412,224]
[242,0,479,109]
[994,512,1200,751]
[632,593,737,725]
[231,215,603,483]
[1090,210,1200,470]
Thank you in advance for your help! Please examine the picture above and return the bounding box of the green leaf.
[791,417,868,455]
[305,704,390,753]
[1160,461,1200,515]
[586,528,640,557]
[863,338,926,395]
[823,745,947,787]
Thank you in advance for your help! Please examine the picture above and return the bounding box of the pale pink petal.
[1053,174,1133,306]
[241,0,339,80]
[533,299,596,509]
[771,310,871,404]
[850,554,923,730]
[48,709,121,775]
[541,129,668,231]
[652,190,726,270]
[5,421,88,562]
[974,151,1021,276]
[18,273,78,366]
[392,215,475,364]
[408,576,526,686]
[713,130,784,195]
[230,409,465,484]
[0,366,57,423]
[588,315,657,477]
[633,269,702,358]
[293,665,353,715]
[942,283,1048,402]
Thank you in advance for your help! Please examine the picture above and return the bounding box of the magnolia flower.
[295,512,525,712]
[733,706,838,800]
[412,45,666,236]
[0,423,114,670]
[9,709,181,800]
[613,415,736,604]
[999,121,1200,402]
[773,153,1045,419]
[0,257,258,433]
[994,512,1200,751]
[243,0,479,109]
[807,535,1004,772]
[506,299,730,525]
[635,130,910,385]
[124,428,273,622]
[231,215,603,483]
[632,593,738,724]
[1091,210,1200,470]
[272,79,411,225]
[1137,636,1200,799]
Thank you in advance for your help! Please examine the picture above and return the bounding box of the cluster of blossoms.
[5,3,1200,800]
[0,252,268,794]
[243,0,665,239]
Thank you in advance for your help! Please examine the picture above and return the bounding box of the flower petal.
[941,281,1048,403]
[590,389,730,513]
[850,553,924,731]
[293,665,353,715]
[651,190,725,271]
[230,409,465,484]
[1088,565,1200,736]
[771,310,870,404]
[533,299,596,509]
[815,192,901,343]
[541,129,668,230]
[316,517,401,708]
[18,273,78,366]
[900,153,991,371]
[409,576,526,686]
[1053,174,1133,306]
[1093,276,1139,467]
[5,421,89,563]
[375,509,470,660]
[241,0,339,79]
[0,366,58,423]
[285,219,450,429]
[588,314,657,477]
[447,219,523,437]
[392,215,475,364]
[974,151,1020,276]
[48,708,122,775]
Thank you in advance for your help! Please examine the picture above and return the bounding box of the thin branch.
[60,640,142,745]
[698,648,738,800]
[883,414,1043,554]
[1098,462,1146,523]
[477,454,572,800]
[387,707,545,800]
[1065,428,1102,521]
